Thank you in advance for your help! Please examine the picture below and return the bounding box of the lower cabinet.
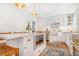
[6,33,46,56]
[24,49,31,56]
[34,44,46,56]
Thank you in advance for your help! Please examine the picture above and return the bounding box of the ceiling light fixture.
[32,4,38,16]
[15,3,26,8]
[15,3,38,16]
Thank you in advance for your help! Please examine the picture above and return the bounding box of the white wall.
[0,3,36,32]
[74,4,79,33]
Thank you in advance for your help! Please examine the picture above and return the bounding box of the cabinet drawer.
[24,49,31,56]
[23,38,33,47]
[34,48,42,56]
[34,44,46,56]
[24,37,32,42]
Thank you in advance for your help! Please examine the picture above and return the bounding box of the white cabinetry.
[5,33,46,56]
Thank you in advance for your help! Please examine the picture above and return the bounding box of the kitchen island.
[0,32,46,56]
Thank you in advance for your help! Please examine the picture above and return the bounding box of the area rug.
[41,47,70,56]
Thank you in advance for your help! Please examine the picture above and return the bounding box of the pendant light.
[32,4,38,16]
[15,3,26,8]
[15,3,38,16]
[26,22,32,31]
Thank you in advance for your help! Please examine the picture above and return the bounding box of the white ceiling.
[14,3,79,17]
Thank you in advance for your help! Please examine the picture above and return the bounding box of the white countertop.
[0,33,32,39]
[0,32,44,40]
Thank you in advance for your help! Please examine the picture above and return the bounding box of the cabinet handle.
[24,47,27,49]
[27,39,30,41]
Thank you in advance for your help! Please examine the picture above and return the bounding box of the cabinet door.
[6,39,19,48]
[24,37,33,47]
[34,44,46,56]
[24,48,31,56]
